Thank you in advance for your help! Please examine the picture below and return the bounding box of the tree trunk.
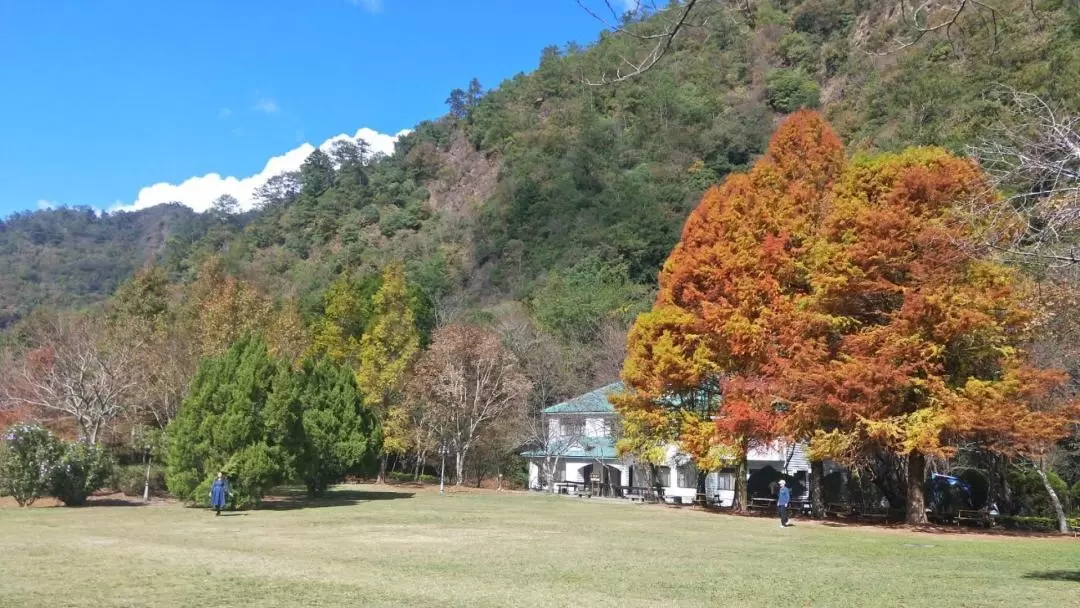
[414,450,425,481]
[733,455,749,512]
[454,450,465,486]
[1033,461,1070,535]
[988,452,1013,514]
[810,459,825,518]
[906,451,928,525]
[376,453,387,484]
[696,470,707,506]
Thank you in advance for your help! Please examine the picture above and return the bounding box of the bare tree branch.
[966,87,1080,267]
[578,0,702,85]
[2,313,142,443]
[871,0,1001,55]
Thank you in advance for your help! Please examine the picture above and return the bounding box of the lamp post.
[439,443,449,494]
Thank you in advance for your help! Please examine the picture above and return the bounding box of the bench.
[788,499,813,516]
[957,509,994,528]
[748,498,776,514]
[825,503,852,518]
[856,507,888,522]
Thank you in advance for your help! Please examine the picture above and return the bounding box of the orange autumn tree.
[616,110,845,510]
[619,111,1075,524]
[778,148,1074,525]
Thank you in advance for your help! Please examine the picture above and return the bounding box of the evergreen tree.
[446,88,467,119]
[294,357,382,496]
[165,335,301,508]
[300,149,335,198]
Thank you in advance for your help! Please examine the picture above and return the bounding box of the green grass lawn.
[0,485,1076,607]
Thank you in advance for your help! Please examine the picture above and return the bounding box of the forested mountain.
[0,204,202,328]
[4,0,1080,335]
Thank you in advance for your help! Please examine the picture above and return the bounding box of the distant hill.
[0,204,202,327]
[3,0,1079,331]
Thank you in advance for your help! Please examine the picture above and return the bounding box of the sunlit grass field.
[0,484,1076,607]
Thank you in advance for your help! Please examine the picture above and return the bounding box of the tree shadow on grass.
[1023,571,1080,583]
[259,488,415,511]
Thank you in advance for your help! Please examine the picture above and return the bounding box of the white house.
[522,383,812,505]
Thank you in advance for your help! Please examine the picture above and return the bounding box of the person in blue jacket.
[209,471,231,516]
[777,479,791,528]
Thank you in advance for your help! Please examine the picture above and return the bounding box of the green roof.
[542,382,623,414]
[522,436,619,460]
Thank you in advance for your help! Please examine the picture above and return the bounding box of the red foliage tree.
[620,111,1076,524]
[619,111,845,509]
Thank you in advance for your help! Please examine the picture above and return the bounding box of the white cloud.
[253,98,279,114]
[112,127,409,214]
[351,0,384,13]
[218,107,232,119]
[37,199,56,210]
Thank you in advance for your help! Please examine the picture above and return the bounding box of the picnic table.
[856,507,888,522]
[957,509,996,528]
[825,503,852,518]
[788,499,813,516]
[748,497,776,514]
[554,481,589,497]
[618,486,657,503]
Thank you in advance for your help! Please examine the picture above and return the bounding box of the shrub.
[1071,481,1080,514]
[998,515,1080,532]
[387,471,438,484]
[357,205,380,227]
[110,464,166,497]
[0,424,60,507]
[765,69,821,113]
[1008,468,1070,517]
[51,441,115,506]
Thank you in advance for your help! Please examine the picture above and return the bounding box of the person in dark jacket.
[777,479,791,528]
[209,472,231,516]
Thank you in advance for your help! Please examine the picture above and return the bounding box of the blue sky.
[0,1,621,215]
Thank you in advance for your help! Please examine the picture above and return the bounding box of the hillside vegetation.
[3,0,1079,355]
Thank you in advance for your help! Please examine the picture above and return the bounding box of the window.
[655,466,672,487]
[677,464,697,489]
[562,417,585,438]
[713,472,734,491]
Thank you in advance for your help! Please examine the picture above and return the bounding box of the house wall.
[584,417,608,437]
[564,460,590,483]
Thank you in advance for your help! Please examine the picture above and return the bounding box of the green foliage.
[358,205,380,226]
[388,471,438,484]
[532,256,650,339]
[1008,467,1071,517]
[765,68,821,113]
[998,515,1080,532]
[110,464,166,497]
[778,32,819,73]
[1071,480,1080,513]
[50,441,115,506]
[0,424,60,507]
[7,1,1078,356]
[165,335,302,508]
[108,265,170,324]
[294,357,382,496]
[0,204,200,329]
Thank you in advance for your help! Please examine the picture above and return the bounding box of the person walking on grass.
[210,471,231,516]
[777,479,791,528]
